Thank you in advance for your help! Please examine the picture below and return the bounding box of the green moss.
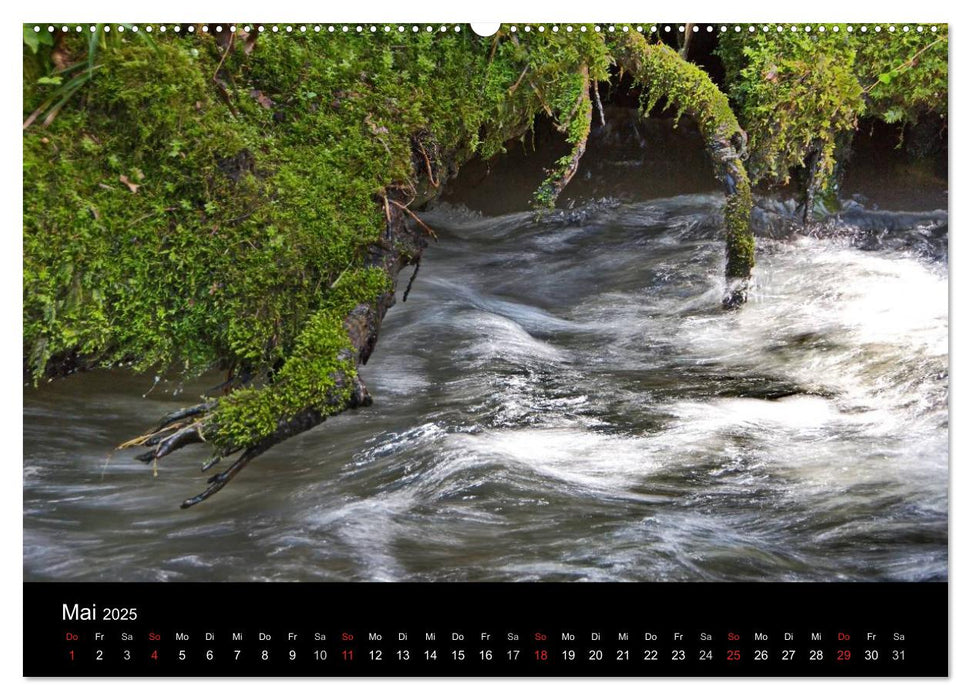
[23,25,612,448]
[627,40,742,140]
[612,33,755,284]
[718,25,948,190]
[724,179,755,279]
[531,68,593,210]
[211,267,391,448]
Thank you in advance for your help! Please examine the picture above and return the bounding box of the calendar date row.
[63,645,908,665]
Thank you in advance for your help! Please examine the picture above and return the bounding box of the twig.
[530,81,554,117]
[118,426,177,450]
[680,23,694,60]
[592,81,606,127]
[201,455,221,473]
[508,65,530,95]
[212,78,239,118]
[181,446,264,508]
[212,31,236,82]
[157,402,216,429]
[865,36,945,93]
[390,200,437,239]
[329,264,352,289]
[130,206,177,227]
[228,202,263,225]
[488,32,501,64]
[416,140,440,187]
[403,259,421,302]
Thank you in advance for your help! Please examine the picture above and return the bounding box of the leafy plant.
[718,25,948,190]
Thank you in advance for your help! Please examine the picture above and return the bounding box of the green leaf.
[883,107,905,124]
[23,26,40,53]
[878,72,892,84]
[37,76,63,86]
[87,24,101,76]
[24,26,53,53]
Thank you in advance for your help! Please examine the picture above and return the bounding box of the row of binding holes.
[30,25,465,33]
[32,24,940,34]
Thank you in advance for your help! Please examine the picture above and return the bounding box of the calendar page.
[22,17,948,678]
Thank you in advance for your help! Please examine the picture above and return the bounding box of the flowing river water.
[24,123,948,582]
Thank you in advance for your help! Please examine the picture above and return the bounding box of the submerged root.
[722,277,750,310]
[121,384,353,508]
[180,445,265,508]
[156,401,217,428]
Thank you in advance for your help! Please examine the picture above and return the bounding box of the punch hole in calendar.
[22,20,949,678]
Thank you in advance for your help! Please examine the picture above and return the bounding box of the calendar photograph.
[23,22,947,590]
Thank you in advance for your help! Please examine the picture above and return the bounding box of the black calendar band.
[24,581,947,677]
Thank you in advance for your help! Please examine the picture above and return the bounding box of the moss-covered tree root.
[611,31,755,308]
[532,65,592,209]
[122,196,430,508]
